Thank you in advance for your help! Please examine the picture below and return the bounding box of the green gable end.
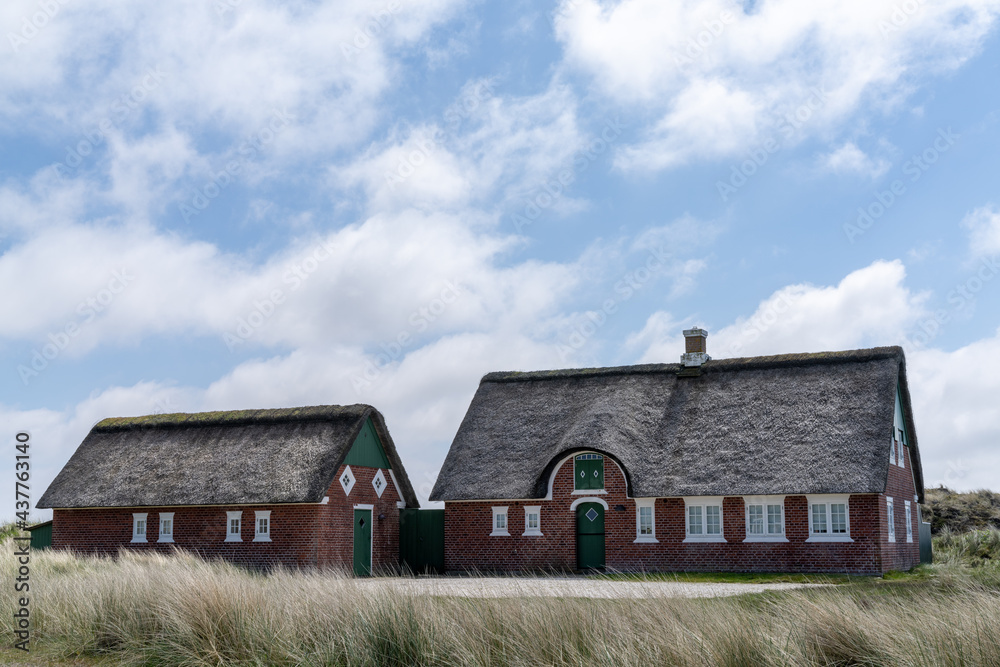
[343,417,391,469]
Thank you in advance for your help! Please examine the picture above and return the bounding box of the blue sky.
[2,0,999,516]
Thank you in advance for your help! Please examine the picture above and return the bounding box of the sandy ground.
[360,576,828,599]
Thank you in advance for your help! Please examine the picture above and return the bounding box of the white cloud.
[554,0,1000,170]
[821,142,891,179]
[962,204,1000,258]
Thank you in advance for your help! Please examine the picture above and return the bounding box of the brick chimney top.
[681,328,710,367]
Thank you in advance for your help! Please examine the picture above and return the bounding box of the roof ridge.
[481,346,903,383]
[93,404,373,432]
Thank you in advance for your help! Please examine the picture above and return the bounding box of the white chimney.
[680,328,710,367]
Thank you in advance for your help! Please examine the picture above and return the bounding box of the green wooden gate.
[353,509,372,576]
[576,502,605,570]
[399,509,444,574]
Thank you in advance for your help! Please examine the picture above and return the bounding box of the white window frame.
[806,495,853,543]
[889,436,897,465]
[253,510,271,542]
[743,496,788,542]
[226,510,243,542]
[339,465,356,495]
[131,512,147,543]
[491,506,509,536]
[634,498,658,543]
[158,512,174,543]
[522,506,542,536]
[905,501,913,543]
[371,469,387,498]
[887,497,895,543]
[898,434,905,468]
[683,496,726,543]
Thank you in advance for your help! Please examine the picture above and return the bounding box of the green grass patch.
[595,570,854,585]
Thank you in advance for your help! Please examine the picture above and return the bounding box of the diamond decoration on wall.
[585,508,599,522]
[339,465,356,495]
[372,469,387,498]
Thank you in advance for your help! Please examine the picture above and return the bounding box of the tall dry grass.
[3,540,1000,666]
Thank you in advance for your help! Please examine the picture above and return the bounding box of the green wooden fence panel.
[400,509,444,574]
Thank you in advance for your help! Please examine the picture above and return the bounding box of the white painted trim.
[157,512,174,543]
[571,489,607,495]
[372,469,387,498]
[353,503,374,510]
[321,496,330,505]
[743,495,786,542]
[634,498,658,544]
[523,505,543,536]
[683,496,725,542]
[225,511,242,542]
[131,512,147,543]
[253,510,271,542]
[396,500,406,509]
[806,494,852,542]
[387,469,404,500]
[339,466,356,495]
[569,497,609,511]
[683,536,727,544]
[491,506,510,536]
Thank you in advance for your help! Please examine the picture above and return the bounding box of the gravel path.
[362,576,827,599]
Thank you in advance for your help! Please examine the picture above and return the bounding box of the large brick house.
[430,330,924,575]
[38,405,418,573]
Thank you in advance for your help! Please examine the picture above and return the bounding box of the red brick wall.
[879,444,921,573]
[316,465,402,572]
[443,453,903,575]
[51,464,403,572]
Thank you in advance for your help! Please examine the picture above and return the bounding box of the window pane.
[639,506,652,535]
[812,504,828,534]
[136,520,145,535]
[767,504,783,534]
[162,519,172,535]
[528,513,538,529]
[496,513,506,530]
[748,505,763,534]
[230,519,239,534]
[831,504,847,533]
[706,505,721,535]
[688,506,703,535]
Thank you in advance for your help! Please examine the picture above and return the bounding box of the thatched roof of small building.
[430,347,923,502]
[38,404,419,508]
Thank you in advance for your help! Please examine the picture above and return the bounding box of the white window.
[806,495,852,542]
[523,506,542,536]
[889,436,897,465]
[887,497,895,543]
[743,497,787,542]
[254,510,271,542]
[158,512,174,543]
[898,433,905,468]
[339,466,356,495]
[226,510,243,542]
[634,499,658,543]
[132,513,147,543]
[491,506,509,536]
[683,497,725,543]
[905,501,913,543]
[371,469,387,498]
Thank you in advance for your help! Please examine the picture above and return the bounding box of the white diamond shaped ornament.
[585,508,599,522]
[372,469,387,498]
[339,466,356,495]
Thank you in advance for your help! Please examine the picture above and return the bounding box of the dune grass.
[3,535,1000,667]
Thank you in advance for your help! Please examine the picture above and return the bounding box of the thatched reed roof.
[430,347,923,502]
[38,405,419,508]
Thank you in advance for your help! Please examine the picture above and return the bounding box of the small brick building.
[37,405,419,573]
[430,331,924,575]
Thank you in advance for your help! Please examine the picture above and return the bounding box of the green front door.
[576,502,605,570]
[353,509,372,576]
